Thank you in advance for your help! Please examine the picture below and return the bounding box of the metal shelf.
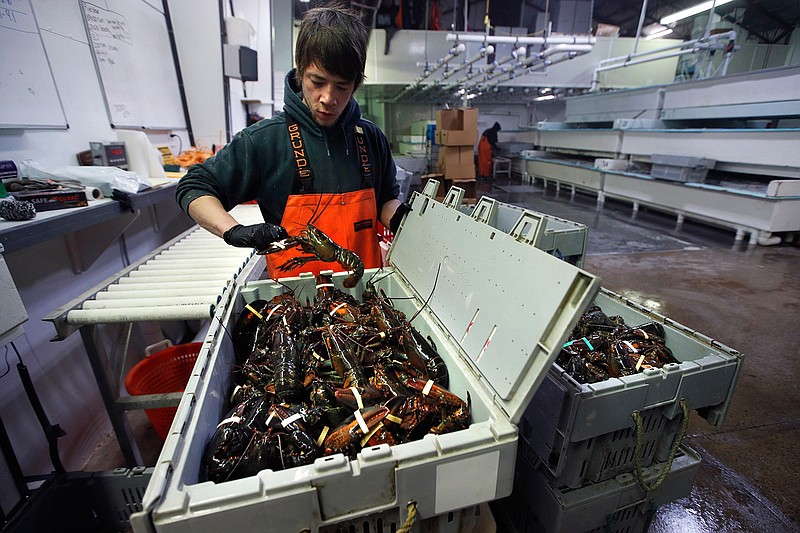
[0,182,180,254]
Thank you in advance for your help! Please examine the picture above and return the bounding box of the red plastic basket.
[124,342,201,441]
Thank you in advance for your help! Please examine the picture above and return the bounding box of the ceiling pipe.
[446,32,596,45]
[414,43,467,81]
[440,45,494,81]
[632,0,649,54]
[479,46,526,76]
[406,45,523,99]
[461,44,592,91]
[590,30,737,90]
[390,42,467,102]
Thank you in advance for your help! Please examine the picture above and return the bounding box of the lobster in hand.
[262,223,364,289]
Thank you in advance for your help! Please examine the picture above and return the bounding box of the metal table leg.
[79,325,143,467]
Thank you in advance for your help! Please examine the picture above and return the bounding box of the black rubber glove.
[223,223,288,251]
[111,189,134,213]
[389,202,412,235]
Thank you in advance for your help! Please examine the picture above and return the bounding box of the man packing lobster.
[176,1,410,282]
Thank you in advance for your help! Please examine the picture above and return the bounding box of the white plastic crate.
[650,154,715,183]
[493,443,701,533]
[594,158,629,171]
[650,164,710,183]
[520,288,742,489]
[131,189,601,532]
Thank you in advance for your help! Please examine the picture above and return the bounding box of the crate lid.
[387,185,600,424]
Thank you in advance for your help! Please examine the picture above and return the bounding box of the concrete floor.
[83,175,800,532]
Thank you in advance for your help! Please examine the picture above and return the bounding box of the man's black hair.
[295,2,369,90]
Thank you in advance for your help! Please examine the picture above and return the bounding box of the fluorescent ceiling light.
[645,28,674,39]
[533,94,556,102]
[660,0,734,25]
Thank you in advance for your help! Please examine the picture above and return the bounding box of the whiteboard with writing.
[81,0,187,130]
[0,0,68,129]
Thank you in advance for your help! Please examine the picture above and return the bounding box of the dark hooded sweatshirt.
[176,70,399,226]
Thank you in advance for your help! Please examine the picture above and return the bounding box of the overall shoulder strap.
[354,124,374,188]
[286,115,314,193]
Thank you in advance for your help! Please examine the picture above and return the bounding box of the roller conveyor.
[43,204,265,465]
[49,205,263,333]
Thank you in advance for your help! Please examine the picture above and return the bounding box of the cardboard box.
[438,145,474,168]
[436,128,478,147]
[450,178,476,199]
[438,146,476,179]
[443,163,476,179]
[436,108,478,133]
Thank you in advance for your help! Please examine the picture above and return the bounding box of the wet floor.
[482,176,800,533]
[83,175,800,532]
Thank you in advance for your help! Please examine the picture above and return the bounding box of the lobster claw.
[334,384,387,410]
[323,404,389,453]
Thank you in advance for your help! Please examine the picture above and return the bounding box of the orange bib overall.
[265,117,382,280]
[477,134,493,177]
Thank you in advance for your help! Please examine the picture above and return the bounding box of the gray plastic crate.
[650,154,715,183]
[493,443,701,533]
[317,503,489,533]
[521,288,742,489]
[3,467,151,533]
[452,193,588,268]
[521,400,686,489]
[132,190,600,532]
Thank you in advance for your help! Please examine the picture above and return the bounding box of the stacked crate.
[435,107,478,202]
[493,280,741,533]
[463,195,743,533]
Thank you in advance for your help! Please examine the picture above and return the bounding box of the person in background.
[477,121,502,179]
[176,1,410,280]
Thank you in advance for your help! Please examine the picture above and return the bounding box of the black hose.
[12,343,66,474]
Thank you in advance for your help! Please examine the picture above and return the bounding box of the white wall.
[167,0,226,150]
[0,0,273,482]
[223,0,275,139]
[0,0,200,480]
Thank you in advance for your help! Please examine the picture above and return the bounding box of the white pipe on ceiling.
[460,44,593,91]
[446,32,596,45]
[590,30,737,91]
[440,45,494,80]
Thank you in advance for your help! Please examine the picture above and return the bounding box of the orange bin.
[124,342,201,441]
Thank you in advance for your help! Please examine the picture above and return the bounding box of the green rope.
[631,398,690,492]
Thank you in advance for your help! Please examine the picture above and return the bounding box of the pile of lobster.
[203,273,470,483]
[556,305,680,384]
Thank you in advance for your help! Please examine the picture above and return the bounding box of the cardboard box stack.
[435,108,478,201]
